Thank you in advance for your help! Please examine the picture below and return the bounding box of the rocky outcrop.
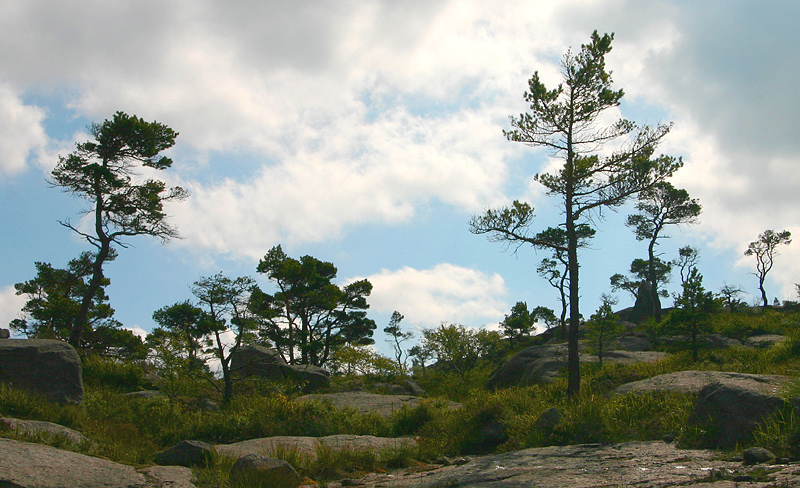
[216,434,416,461]
[0,417,91,446]
[230,345,331,392]
[614,370,792,397]
[0,437,200,488]
[486,344,568,389]
[610,335,652,352]
[487,343,667,390]
[0,339,83,403]
[295,391,460,417]
[336,441,800,488]
[230,454,302,488]
[691,381,785,447]
[706,333,742,349]
[153,439,213,467]
[746,334,787,348]
[631,281,661,323]
[743,447,776,465]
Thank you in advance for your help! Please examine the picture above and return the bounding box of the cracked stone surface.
[324,441,800,488]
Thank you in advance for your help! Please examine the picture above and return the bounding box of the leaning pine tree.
[51,112,187,346]
[470,31,682,395]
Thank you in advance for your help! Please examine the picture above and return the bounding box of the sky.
[2,0,799,359]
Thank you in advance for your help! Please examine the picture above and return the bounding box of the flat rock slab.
[746,334,787,347]
[614,370,793,397]
[603,350,669,364]
[295,391,461,417]
[1,417,91,446]
[0,437,147,487]
[339,441,800,488]
[216,434,415,461]
[0,438,198,488]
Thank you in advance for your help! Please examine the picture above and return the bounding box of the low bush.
[81,355,146,392]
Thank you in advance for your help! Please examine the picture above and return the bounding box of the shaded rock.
[0,417,91,446]
[488,344,667,390]
[296,391,460,417]
[706,334,742,349]
[0,437,147,487]
[281,363,331,392]
[0,339,83,404]
[468,420,508,454]
[230,345,331,392]
[742,447,776,465]
[486,344,568,390]
[630,281,661,323]
[0,328,10,339]
[230,344,287,380]
[153,440,213,467]
[405,379,426,396]
[690,382,785,447]
[375,382,408,395]
[614,370,792,397]
[602,350,668,364]
[216,434,416,461]
[610,335,652,352]
[229,454,302,488]
[534,407,562,431]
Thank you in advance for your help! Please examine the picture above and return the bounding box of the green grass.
[3,308,800,484]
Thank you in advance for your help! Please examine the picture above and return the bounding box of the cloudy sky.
[2,0,799,355]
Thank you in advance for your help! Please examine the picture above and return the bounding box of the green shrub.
[81,355,145,392]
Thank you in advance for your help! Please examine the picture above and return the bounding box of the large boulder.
[0,339,83,404]
[153,439,213,467]
[229,454,302,488]
[486,344,568,390]
[230,345,331,392]
[487,344,666,390]
[614,370,792,397]
[690,381,785,447]
[620,281,661,324]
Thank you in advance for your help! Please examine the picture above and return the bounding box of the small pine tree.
[585,295,624,366]
[666,269,720,362]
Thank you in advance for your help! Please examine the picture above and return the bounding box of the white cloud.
[0,285,25,331]
[352,263,507,328]
[0,84,47,176]
[170,106,512,258]
[4,0,800,309]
